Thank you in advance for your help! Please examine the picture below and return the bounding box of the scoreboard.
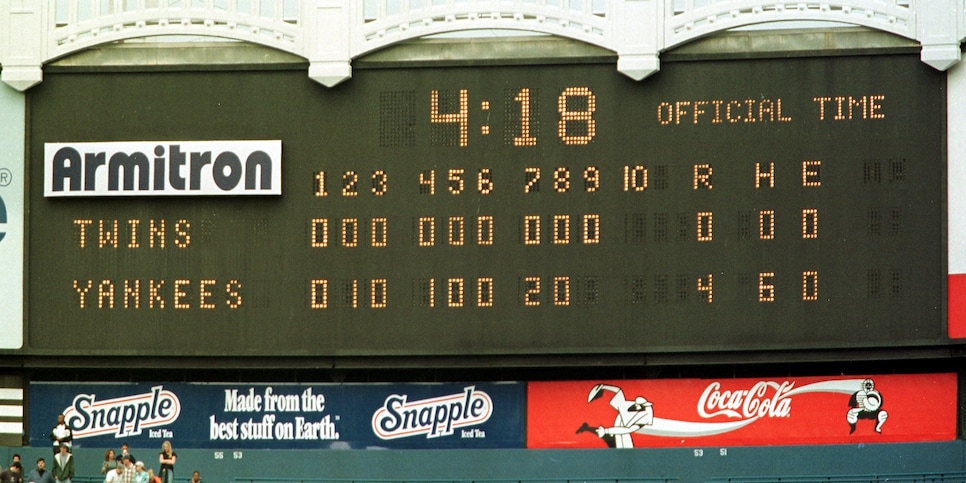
[25,53,945,356]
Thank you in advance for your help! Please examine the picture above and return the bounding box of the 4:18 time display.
[430,86,597,147]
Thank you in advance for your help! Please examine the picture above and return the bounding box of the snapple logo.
[371,386,492,440]
[64,385,181,438]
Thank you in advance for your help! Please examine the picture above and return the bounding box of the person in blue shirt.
[132,462,151,483]
[27,458,53,483]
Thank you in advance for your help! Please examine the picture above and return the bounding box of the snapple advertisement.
[30,382,524,449]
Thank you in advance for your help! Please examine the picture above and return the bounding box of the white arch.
[353,3,611,55]
[664,1,915,50]
[47,7,302,63]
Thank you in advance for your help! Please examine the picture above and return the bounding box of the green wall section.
[2,443,964,483]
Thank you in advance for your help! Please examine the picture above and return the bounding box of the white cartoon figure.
[847,378,887,434]
[576,383,653,448]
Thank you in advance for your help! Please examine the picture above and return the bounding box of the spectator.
[52,445,73,483]
[0,462,22,483]
[119,445,135,465]
[188,472,200,483]
[157,442,175,483]
[132,463,151,483]
[49,415,72,455]
[103,466,122,483]
[27,458,53,483]
[101,450,117,475]
[120,457,135,483]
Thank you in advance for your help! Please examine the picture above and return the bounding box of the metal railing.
[74,475,193,483]
[233,478,680,483]
[707,472,966,483]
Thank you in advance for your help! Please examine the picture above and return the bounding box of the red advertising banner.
[527,374,956,448]
[949,274,966,338]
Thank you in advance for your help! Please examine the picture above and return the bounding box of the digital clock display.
[25,54,945,356]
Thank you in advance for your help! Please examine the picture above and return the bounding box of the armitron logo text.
[371,386,492,440]
[44,140,281,197]
[64,385,182,438]
[698,381,794,419]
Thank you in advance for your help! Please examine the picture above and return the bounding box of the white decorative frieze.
[0,0,960,90]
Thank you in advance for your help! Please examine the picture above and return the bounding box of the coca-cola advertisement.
[527,374,956,448]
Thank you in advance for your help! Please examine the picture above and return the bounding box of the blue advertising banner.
[30,382,524,449]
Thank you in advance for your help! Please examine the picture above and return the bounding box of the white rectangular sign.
[44,140,282,197]
[0,84,24,349]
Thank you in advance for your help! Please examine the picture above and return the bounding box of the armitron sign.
[44,141,282,197]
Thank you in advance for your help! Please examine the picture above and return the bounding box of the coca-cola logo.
[697,381,794,419]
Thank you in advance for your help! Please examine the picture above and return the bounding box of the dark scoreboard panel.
[26,54,945,356]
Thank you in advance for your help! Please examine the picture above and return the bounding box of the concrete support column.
[305,0,352,88]
[1,0,45,91]
[614,0,662,81]
[918,0,961,71]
